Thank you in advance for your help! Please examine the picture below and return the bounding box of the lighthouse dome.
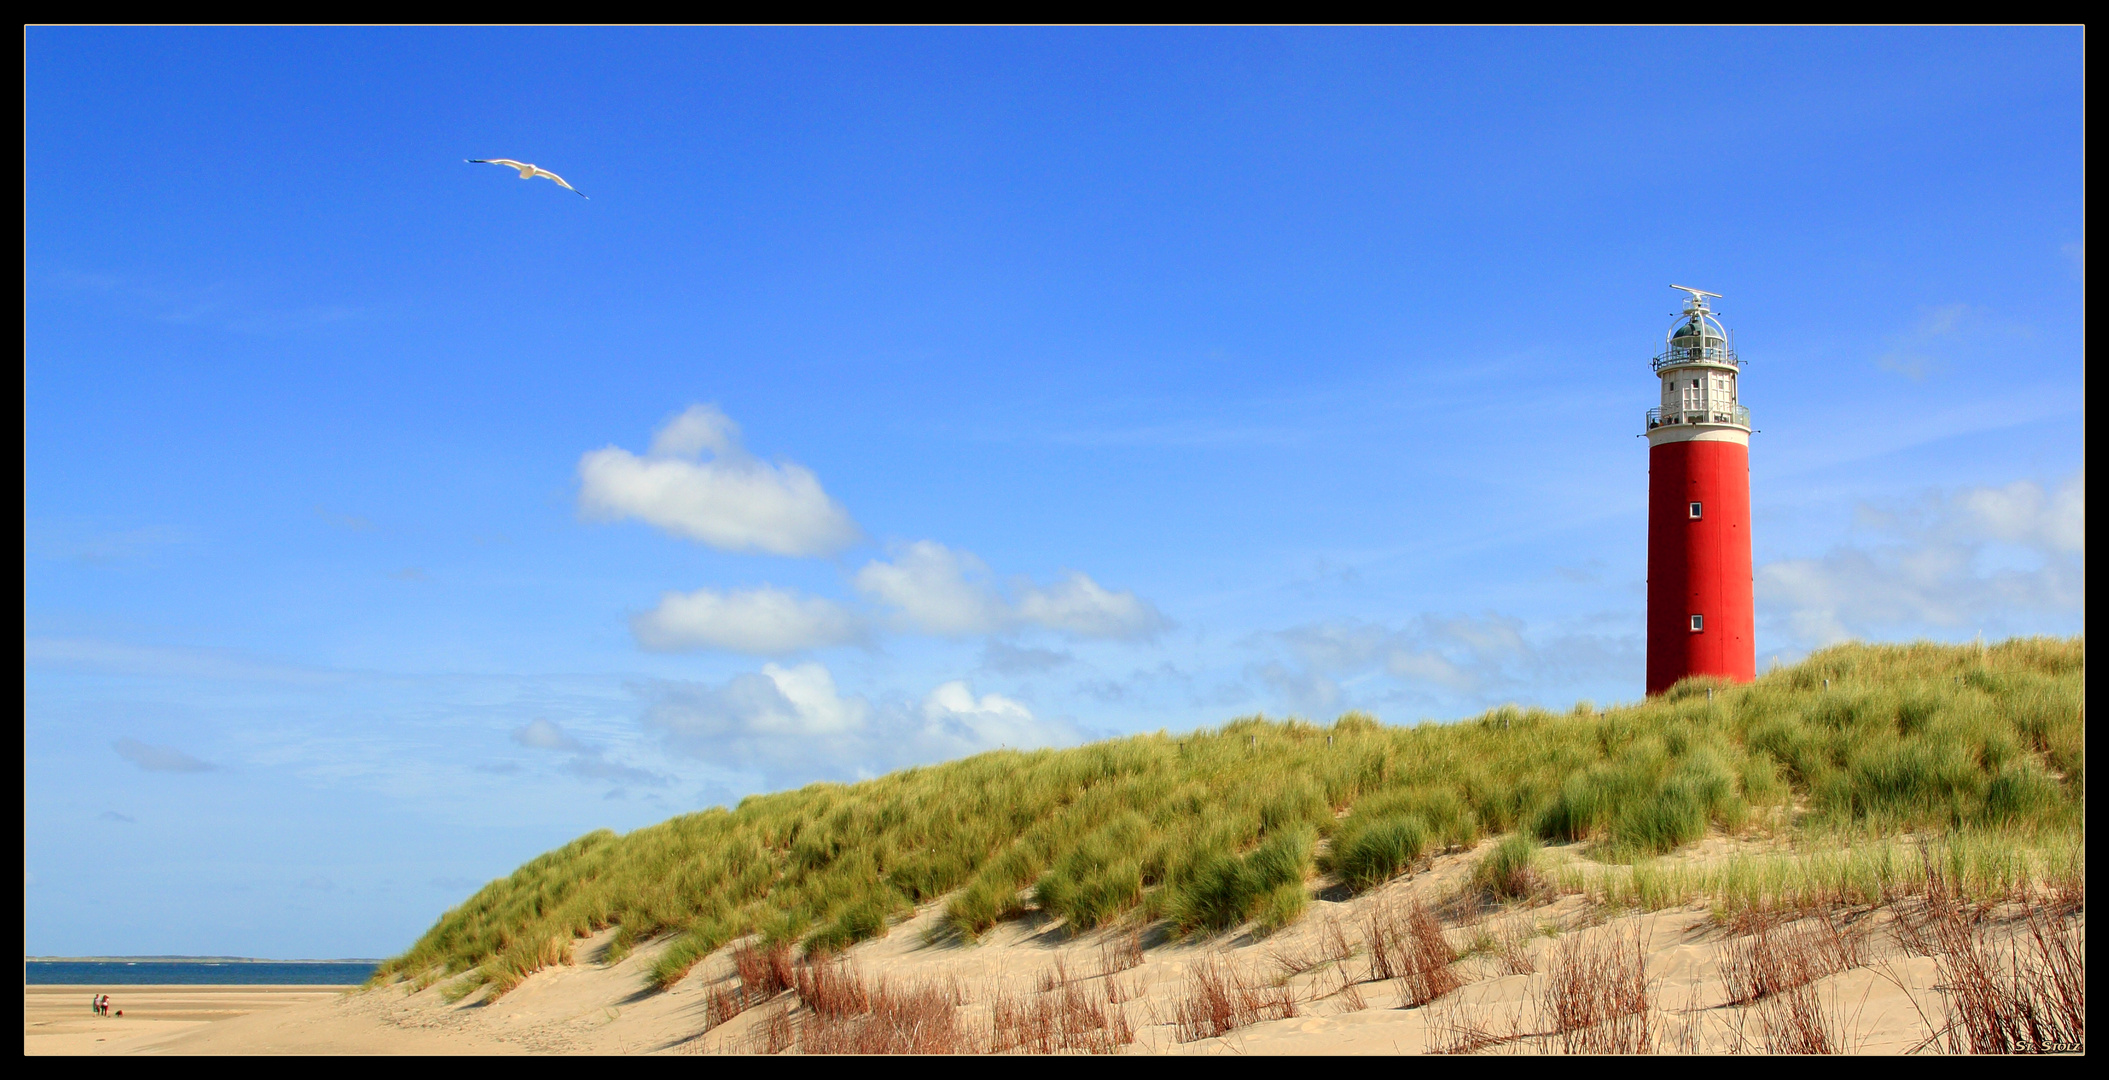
[1671,315,1727,343]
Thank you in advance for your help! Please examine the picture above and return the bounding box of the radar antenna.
[1670,284,1722,311]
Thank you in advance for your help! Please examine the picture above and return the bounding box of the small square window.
[1689,502,1703,519]
[1690,615,1705,632]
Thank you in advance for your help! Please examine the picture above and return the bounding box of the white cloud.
[854,540,1165,640]
[644,661,871,770]
[755,663,870,736]
[641,665,1077,782]
[1758,470,2085,646]
[1014,572,1166,639]
[920,681,1042,748]
[631,585,863,654]
[1383,648,1475,691]
[577,404,861,557]
[1955,474,2084,554]
[853,541,1006,635]
[648,403,742,459]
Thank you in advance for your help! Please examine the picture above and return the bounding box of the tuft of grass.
[1328,813,1430,892]
[1473,834,1544,901]
[1254,881,1309,934]
[1168,824,1314,934]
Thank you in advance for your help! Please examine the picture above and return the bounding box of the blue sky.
[26,28,2083,958]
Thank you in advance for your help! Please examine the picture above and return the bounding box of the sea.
[24,960,381,985]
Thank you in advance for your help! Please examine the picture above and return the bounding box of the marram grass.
[373,637,2083,997]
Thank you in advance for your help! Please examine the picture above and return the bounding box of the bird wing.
[530,168,588,198]
[467,158,528,169]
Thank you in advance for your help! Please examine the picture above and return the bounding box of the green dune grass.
[374,637,2084,999]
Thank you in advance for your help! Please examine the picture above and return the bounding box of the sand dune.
[31,839,2080,1055]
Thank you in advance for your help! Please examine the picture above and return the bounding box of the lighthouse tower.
[1645,286,1755,695]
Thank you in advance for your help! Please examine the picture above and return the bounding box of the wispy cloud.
[855,540,1166,640]
[1254,613,1642,715]
[25,522,190,565]
[1042,420,1312,449]
[1875,304,1969,381]
[38,270,369,335]
[512,718,590,753]
[510,718,668,787]
[1758,469,2085,646]
[315,506,376,532]
[980,640,1074,675]
[113,738,216,773]
[28,638,340,685]
[639,664,1080,784]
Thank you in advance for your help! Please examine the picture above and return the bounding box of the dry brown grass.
[1320,913,1357,965]
[1098,927,1144,977]
[1172,953,1298,1042]
[1713,908,1871,1054]
[790,956,869,1018]
[1426,995,1512,1055]
[1719,908,1864,1007]
[735,941,793,996]
[1364,898,1463,1008]
[1337,979,1367,1012]
[1543,927,1653,1054]
[704,939,797,1028]
[1907,865,2086,1054]
[751,1004,795,1054]
[987,968,1136,1053]
[1265,913,1365,1001]
[1494,918,1538,976]
[715,949,1136,1054]
[794,978,972,1054]
[1035,954,1076,995]
[1752,977,1843,1054]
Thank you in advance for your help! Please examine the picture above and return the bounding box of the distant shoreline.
[26,959,383,986]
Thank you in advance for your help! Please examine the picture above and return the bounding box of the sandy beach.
[26,986,355,1056]
[24,837,2076,1055]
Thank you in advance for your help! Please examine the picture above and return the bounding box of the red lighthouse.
[1645,286,1755,695]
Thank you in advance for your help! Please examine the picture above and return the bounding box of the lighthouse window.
[1690,615,1704,632]
[1689,502,1703,519]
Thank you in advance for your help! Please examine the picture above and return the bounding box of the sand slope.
[37,839,2077,1055]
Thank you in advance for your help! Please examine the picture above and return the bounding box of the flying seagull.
[465,159,588,198]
